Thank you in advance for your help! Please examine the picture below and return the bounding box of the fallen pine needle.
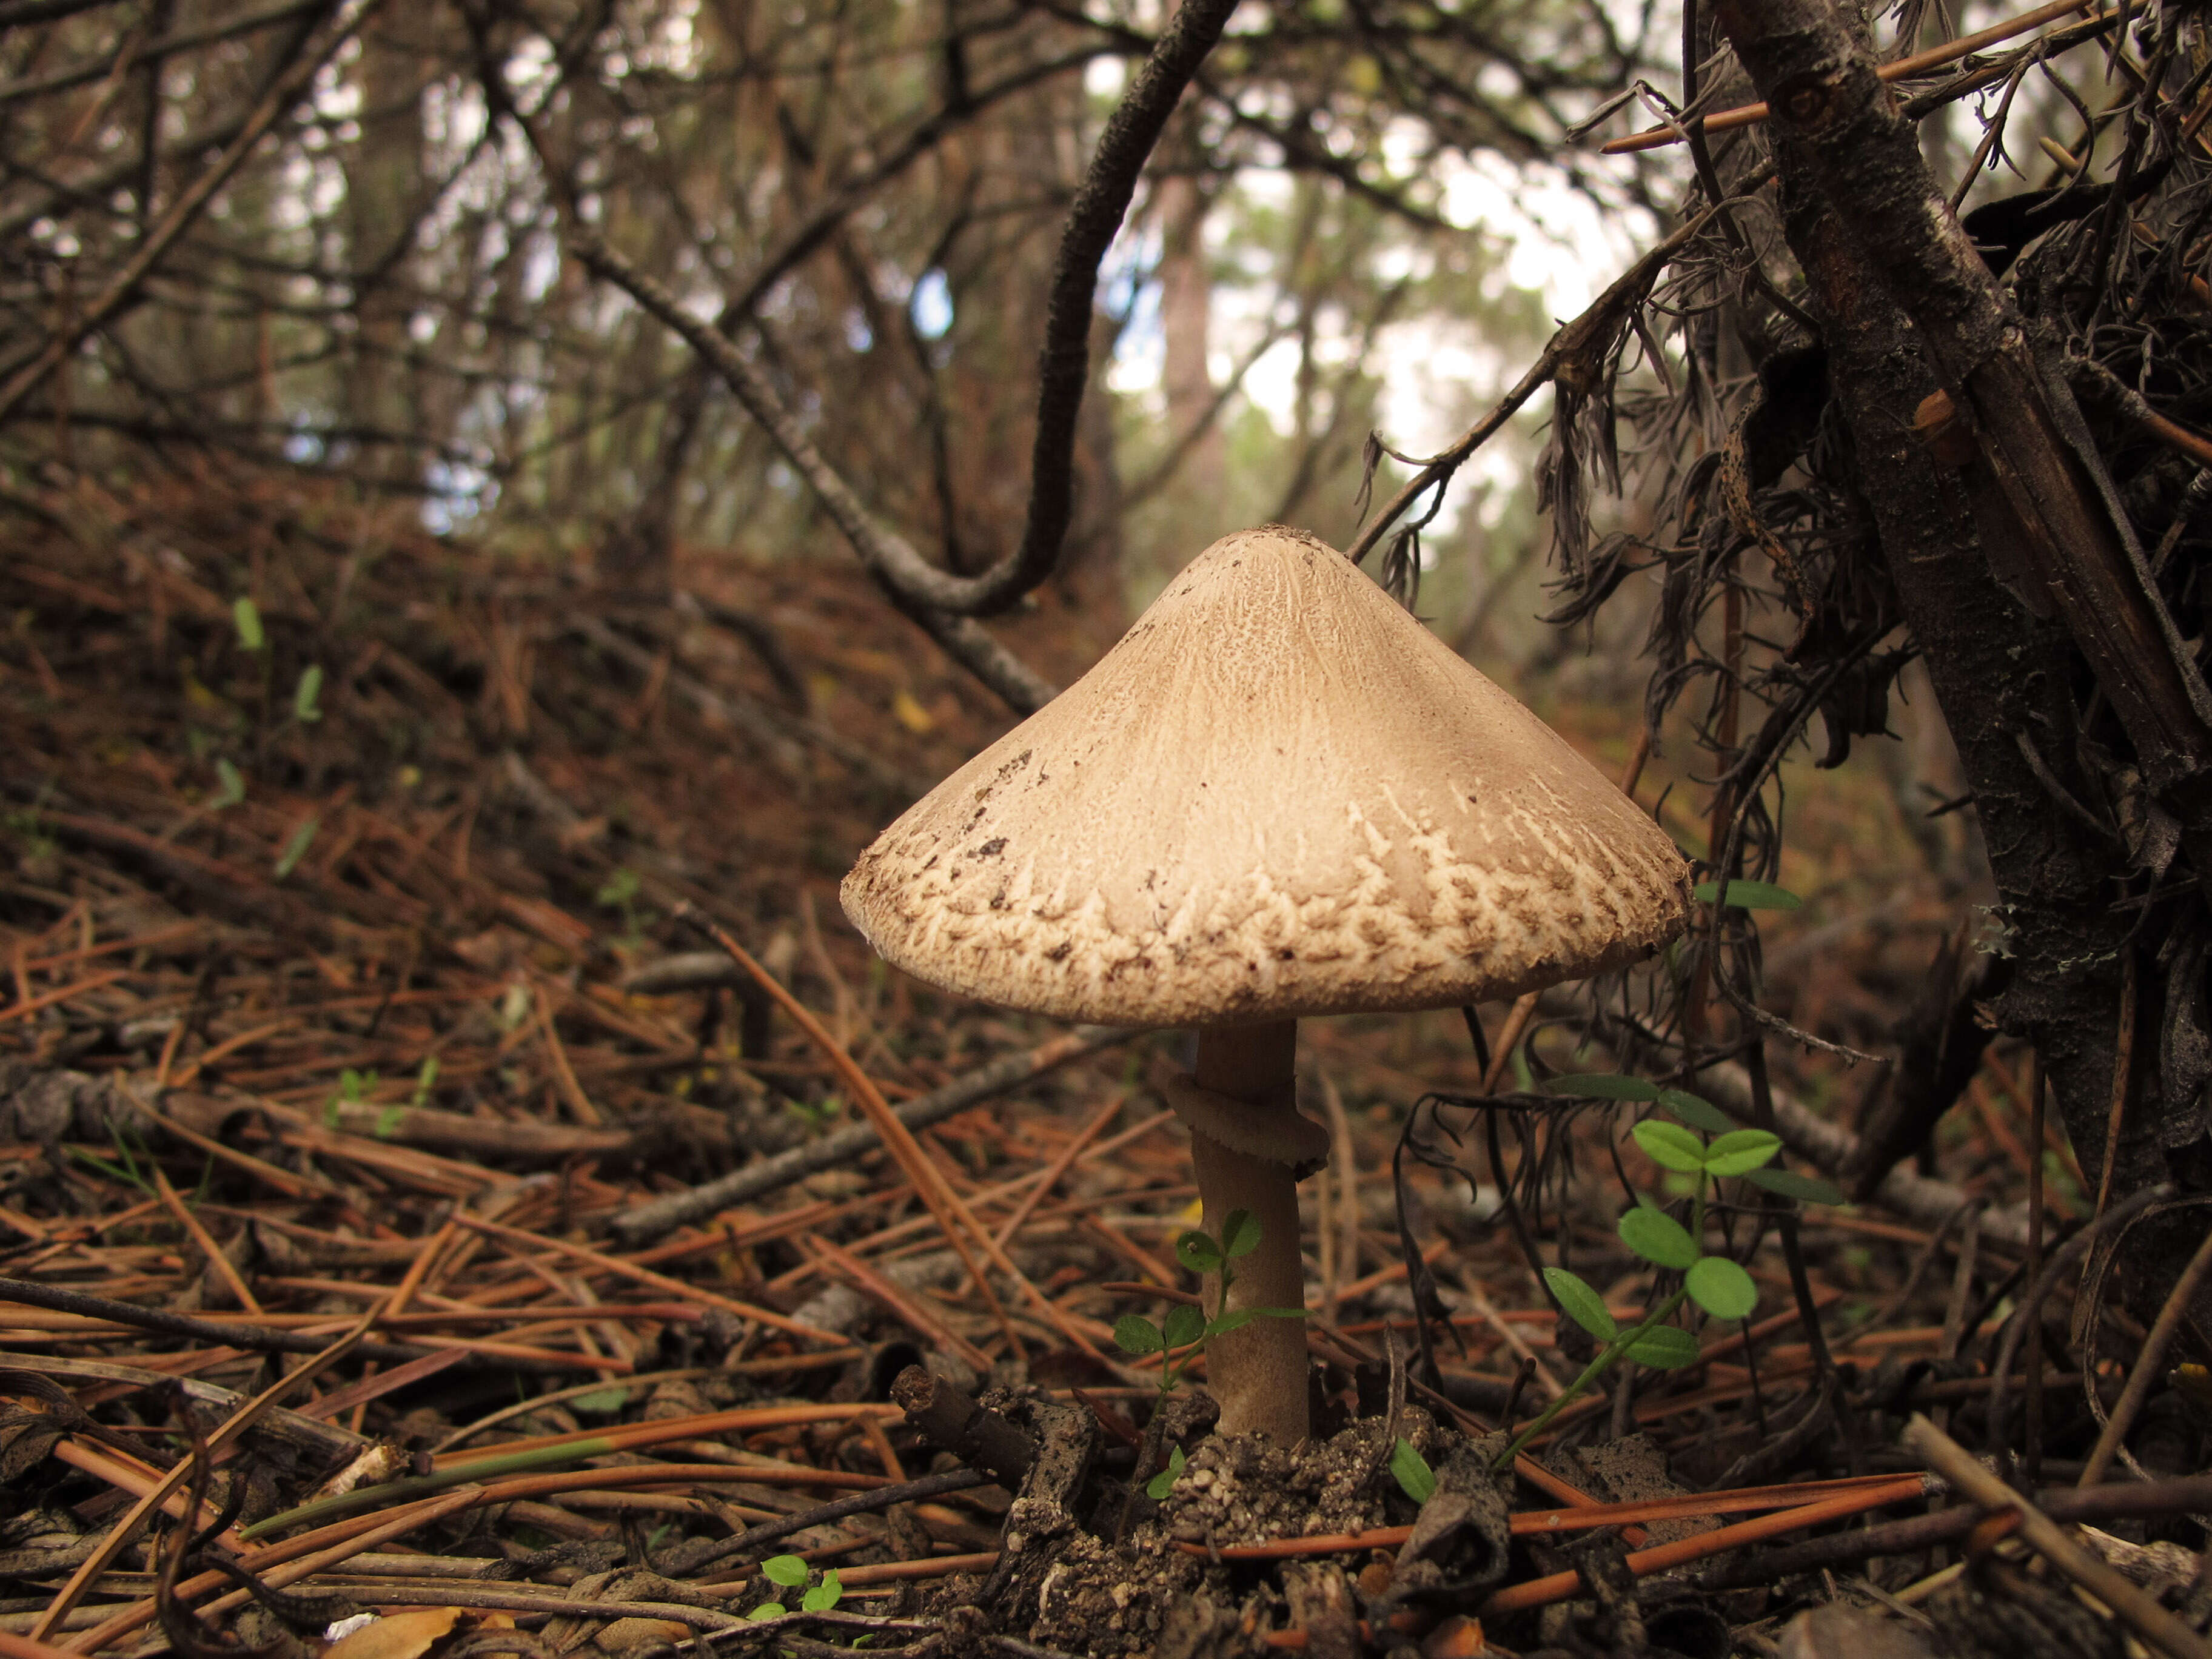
[1479,1475,1927,1615]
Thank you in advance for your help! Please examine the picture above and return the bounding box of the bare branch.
[0,0,323,112]
[567,230,1057,714]
[913,0,1246,617]
[1202,85,1459,232]
[595,0,1241,623]
[720,47,1113,325]
[459,0,1062,713]
[0,0,379,429]
[0,0,122,26]
[1345,192,1735,566]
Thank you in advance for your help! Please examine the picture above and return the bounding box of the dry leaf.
[1780,1606,1937,1659]
[321,1607,461,1659]
[594,1618,694,1653]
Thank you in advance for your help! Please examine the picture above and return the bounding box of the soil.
[911,1398,1517,1658]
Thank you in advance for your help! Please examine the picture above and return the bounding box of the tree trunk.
[1712,0,2212,1338]
[1158,169,1225,510]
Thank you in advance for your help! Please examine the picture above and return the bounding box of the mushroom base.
[1191,1020,1310,1445]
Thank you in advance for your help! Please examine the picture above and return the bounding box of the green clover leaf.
[1692,879,1801,910]
[1623,1325,1701,1369]
[1112,1315,1163,1356]
[210,758,245,809]
[1162,1302,1206,1350]
[1703,1128,1783,1177]
[1146,1443,1186,1501]
[1656,1088,1739,1134]
[1543,1267,1618,1342]
[1685,1256,1758,1321]
[1219,1208,1264,1260]
[1175,1230,1224,1275]
[762,1556,808,1588]
[1743,1166,1846,1205]
[1547,1073,1660,1102]
[1618,1206,1700,1270]
[1632,1119,1708,1174]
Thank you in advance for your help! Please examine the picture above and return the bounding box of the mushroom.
[842,525,1691,1444]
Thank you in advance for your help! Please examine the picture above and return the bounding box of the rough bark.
[1158,163,1226,509]
[343,16,427,496]
[1709,0,2212,840]
[1715,0,2208,1333]
[1842,928,2009,1202]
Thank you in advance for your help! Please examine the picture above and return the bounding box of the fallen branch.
[70,1487,488,1656]
[193,1091,632,1163]
[1904,1415,2212,1659]
[659,1465,989,1577]
[1686,1470,2212,1589]
[0,1276,430,1366]
[1480,1475,1929,1615]
[1170,1472,1925,1560]
[892,1364,1039,1492]
[609,1025,1136,1242]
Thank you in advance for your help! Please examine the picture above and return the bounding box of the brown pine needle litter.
[1,469,2203,1657]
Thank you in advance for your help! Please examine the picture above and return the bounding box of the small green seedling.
[1113,1209,1304,1397]
[1389,1438,1436,1503]
[786,1091,845,1130]
[322,1067,380,1127]
[1147,1444,1186,1500]
[1113,1208,1302,1496]
[273,812,318,879]
[66,1120,157,1195]
[748,1553,842,1621]
[594,866,649,941]
[1493,1078,1845,1471]
[232,597,265,652]
[292,663,324,723]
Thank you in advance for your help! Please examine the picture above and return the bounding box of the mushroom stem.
[1191,1019,1309,1444]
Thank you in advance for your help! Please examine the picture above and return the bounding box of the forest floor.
[0,464,2205,1659]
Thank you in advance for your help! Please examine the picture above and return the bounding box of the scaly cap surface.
[842,526,1691,1027]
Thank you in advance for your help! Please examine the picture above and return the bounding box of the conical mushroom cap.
[842,526,1691,1027]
